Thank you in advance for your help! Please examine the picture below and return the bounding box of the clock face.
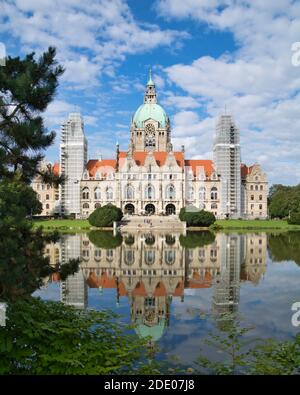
[145,123,155,135]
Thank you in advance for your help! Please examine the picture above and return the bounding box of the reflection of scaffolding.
[212,234,243,323]
[60,234,87,309]
[213,115,241,218]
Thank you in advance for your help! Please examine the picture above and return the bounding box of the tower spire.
[144,68,156,104]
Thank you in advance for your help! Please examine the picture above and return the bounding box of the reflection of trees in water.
[179,231,215,248]
[268,232,300,265]
[88,231,123,249]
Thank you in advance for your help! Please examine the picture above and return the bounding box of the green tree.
[88,204,123,227]
[0,297,146,375]
[269,184,300,218]
[179,206,216,227]
[0,48,79,302]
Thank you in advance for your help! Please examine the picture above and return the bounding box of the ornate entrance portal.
[165,204,176,215]
[124,203,135,215]
[145,204,155,215]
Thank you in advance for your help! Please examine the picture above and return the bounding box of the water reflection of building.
[60,234,88,309]
[46,232,267,340]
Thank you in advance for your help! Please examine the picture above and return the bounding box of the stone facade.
[34,71,268,219]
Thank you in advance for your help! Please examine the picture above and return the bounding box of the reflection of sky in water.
[36,232,300,365]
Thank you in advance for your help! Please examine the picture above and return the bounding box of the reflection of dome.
[133,103,168,128]
[135,317,166,342]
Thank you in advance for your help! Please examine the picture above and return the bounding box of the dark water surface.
[34,231,300,365]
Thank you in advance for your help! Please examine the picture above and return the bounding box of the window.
[83,203,89,209]
[45,204,49,209]
[47,184,50,190]
[211,187,218,200]
[94,203,101,209]
[166,184,175,199]
[125,185,134,199]
[106,187,113,200]
[94,187,101,199]
[260,185,263,191]
[255,185,259,191]
[259,195,262,200]
[46,194,49,200]
[55,194,59,200]
[145,185,155,199]
[187,187,194,201]
[259,204,263,210]
[82,187,89,199]
[199,186,206,200]
[250,185,253,191]
[211,203,217,209]
[251,195,254,200]
[165,250,176,265]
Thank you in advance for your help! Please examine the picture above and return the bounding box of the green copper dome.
[133,103,168,128]
[135,318,166,342]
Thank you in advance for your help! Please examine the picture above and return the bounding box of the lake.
[34,230,300,368]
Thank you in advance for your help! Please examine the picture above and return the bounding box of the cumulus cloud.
[156,0,300,185]
[0,0,188,88]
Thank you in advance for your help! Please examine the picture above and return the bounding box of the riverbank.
[32,218,300,232]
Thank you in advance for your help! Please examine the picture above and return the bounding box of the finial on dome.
[147,66,155,86]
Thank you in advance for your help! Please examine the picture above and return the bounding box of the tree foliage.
[0,297,146,375]
[268,232,300,265]
[269,184,300,219]
[0,47,64,184]
[88,204,123,227]
[179,207,216,227]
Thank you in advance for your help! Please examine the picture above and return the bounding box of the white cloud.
[0,0,188,89]
[156,0,300,185]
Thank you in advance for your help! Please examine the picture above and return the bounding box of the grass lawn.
[215,219,300,230]
[32,218,91,232]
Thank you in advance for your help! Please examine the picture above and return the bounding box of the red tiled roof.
[118,151,185,168]
[53,162,60,176]
[241,164,254,179]
[173,281,184,297]
[184,159,214,177]
[86,159,116,177]
[86,271,117,288]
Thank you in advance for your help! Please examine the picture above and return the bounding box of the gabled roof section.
[86,159,116,177]
[184,159,214,177]
[119,151,184,168]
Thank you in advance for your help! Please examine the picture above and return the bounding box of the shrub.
[179,207,216,227]
[88,204,123,227]
[288,212,300,225]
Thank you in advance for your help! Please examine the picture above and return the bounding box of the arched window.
[125,185,134,199]
[260,185,263,190]
[211,187,218,200]
[145,184,155,199]
[94,187,101,199]
[145,250,155,265]
[46,194,49,200]
[45,204,49,209]
[94,203,101,209]
[255,185,259,191]
[106,187,113,200]
[82,187,89,199]
[166,184,175,199]
[106,250,114,262]
[250,185,254,191]
[124,250,135,265]
[199,186,206,200]
[187,187,194,201]
[259,195,262,200]
[165,250,176,265]
[83,203,89,209]
[211,203,218,209]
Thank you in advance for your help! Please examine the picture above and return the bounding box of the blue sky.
[1,0,300,185]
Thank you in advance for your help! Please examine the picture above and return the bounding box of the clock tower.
[130,69,172,152]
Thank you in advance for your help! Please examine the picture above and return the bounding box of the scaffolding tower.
[213,115,241,218]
